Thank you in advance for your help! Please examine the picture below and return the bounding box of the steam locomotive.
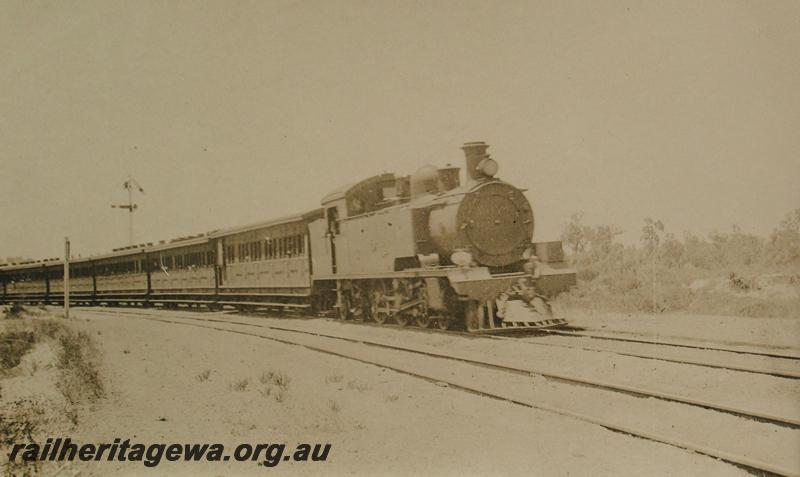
[0,142,575,332]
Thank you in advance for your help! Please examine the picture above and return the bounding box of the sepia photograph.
[1,1,798,475]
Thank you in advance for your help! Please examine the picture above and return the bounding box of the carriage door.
[326,207,339,274]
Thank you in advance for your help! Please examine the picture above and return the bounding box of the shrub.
[56,329,105,403]
[0,331,36,369]
[3,303,26,319]
[556,210,800,317]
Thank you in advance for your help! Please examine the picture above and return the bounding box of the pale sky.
[1,0,798,260]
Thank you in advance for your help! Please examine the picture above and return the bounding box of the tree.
[767,208,800,265]
[561,212,592,256]
[640,218,664,256]
[589,224,624,256]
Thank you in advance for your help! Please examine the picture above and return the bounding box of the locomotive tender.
[0,142,575,332]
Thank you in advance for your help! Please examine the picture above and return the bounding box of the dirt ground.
[0,308,755,477]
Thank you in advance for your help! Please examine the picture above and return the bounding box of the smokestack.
[461,141,490,182]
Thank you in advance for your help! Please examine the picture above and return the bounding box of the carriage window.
[298,235,305,255]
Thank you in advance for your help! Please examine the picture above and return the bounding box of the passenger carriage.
[209,211,319,311]
[147,236,216,307]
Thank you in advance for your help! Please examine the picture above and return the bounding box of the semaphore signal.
[111,174,145,245]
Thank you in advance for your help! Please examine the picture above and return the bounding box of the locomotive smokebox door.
[427,181,533,268]
[457,182,533,266]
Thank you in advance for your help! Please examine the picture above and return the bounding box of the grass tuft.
[260,370,291,388]
[325,374,343,384]
[346,379,370,392]
[257,370,290,402]
[229,378,250,392]
[196,369,211,382]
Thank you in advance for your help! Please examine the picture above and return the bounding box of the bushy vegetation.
[56,328,105,403]
[3,303,26,319]
[0,399,47,476]
[0,317,105,476]
[0,330,36,369]
[556,209,800,317]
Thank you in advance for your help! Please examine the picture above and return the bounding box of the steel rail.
[484,334,800,380]
[85,308,798,477]
[539,328,800,360]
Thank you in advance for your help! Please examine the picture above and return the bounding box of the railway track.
[542,327,800,360]
[490,333,800,380]
[77,307,799,476]
[220,306,800,379]
[78,306,800,426]
[312,311,800,379]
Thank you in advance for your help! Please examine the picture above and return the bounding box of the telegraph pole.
[64,237,70,319]
[112,175,145,245]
